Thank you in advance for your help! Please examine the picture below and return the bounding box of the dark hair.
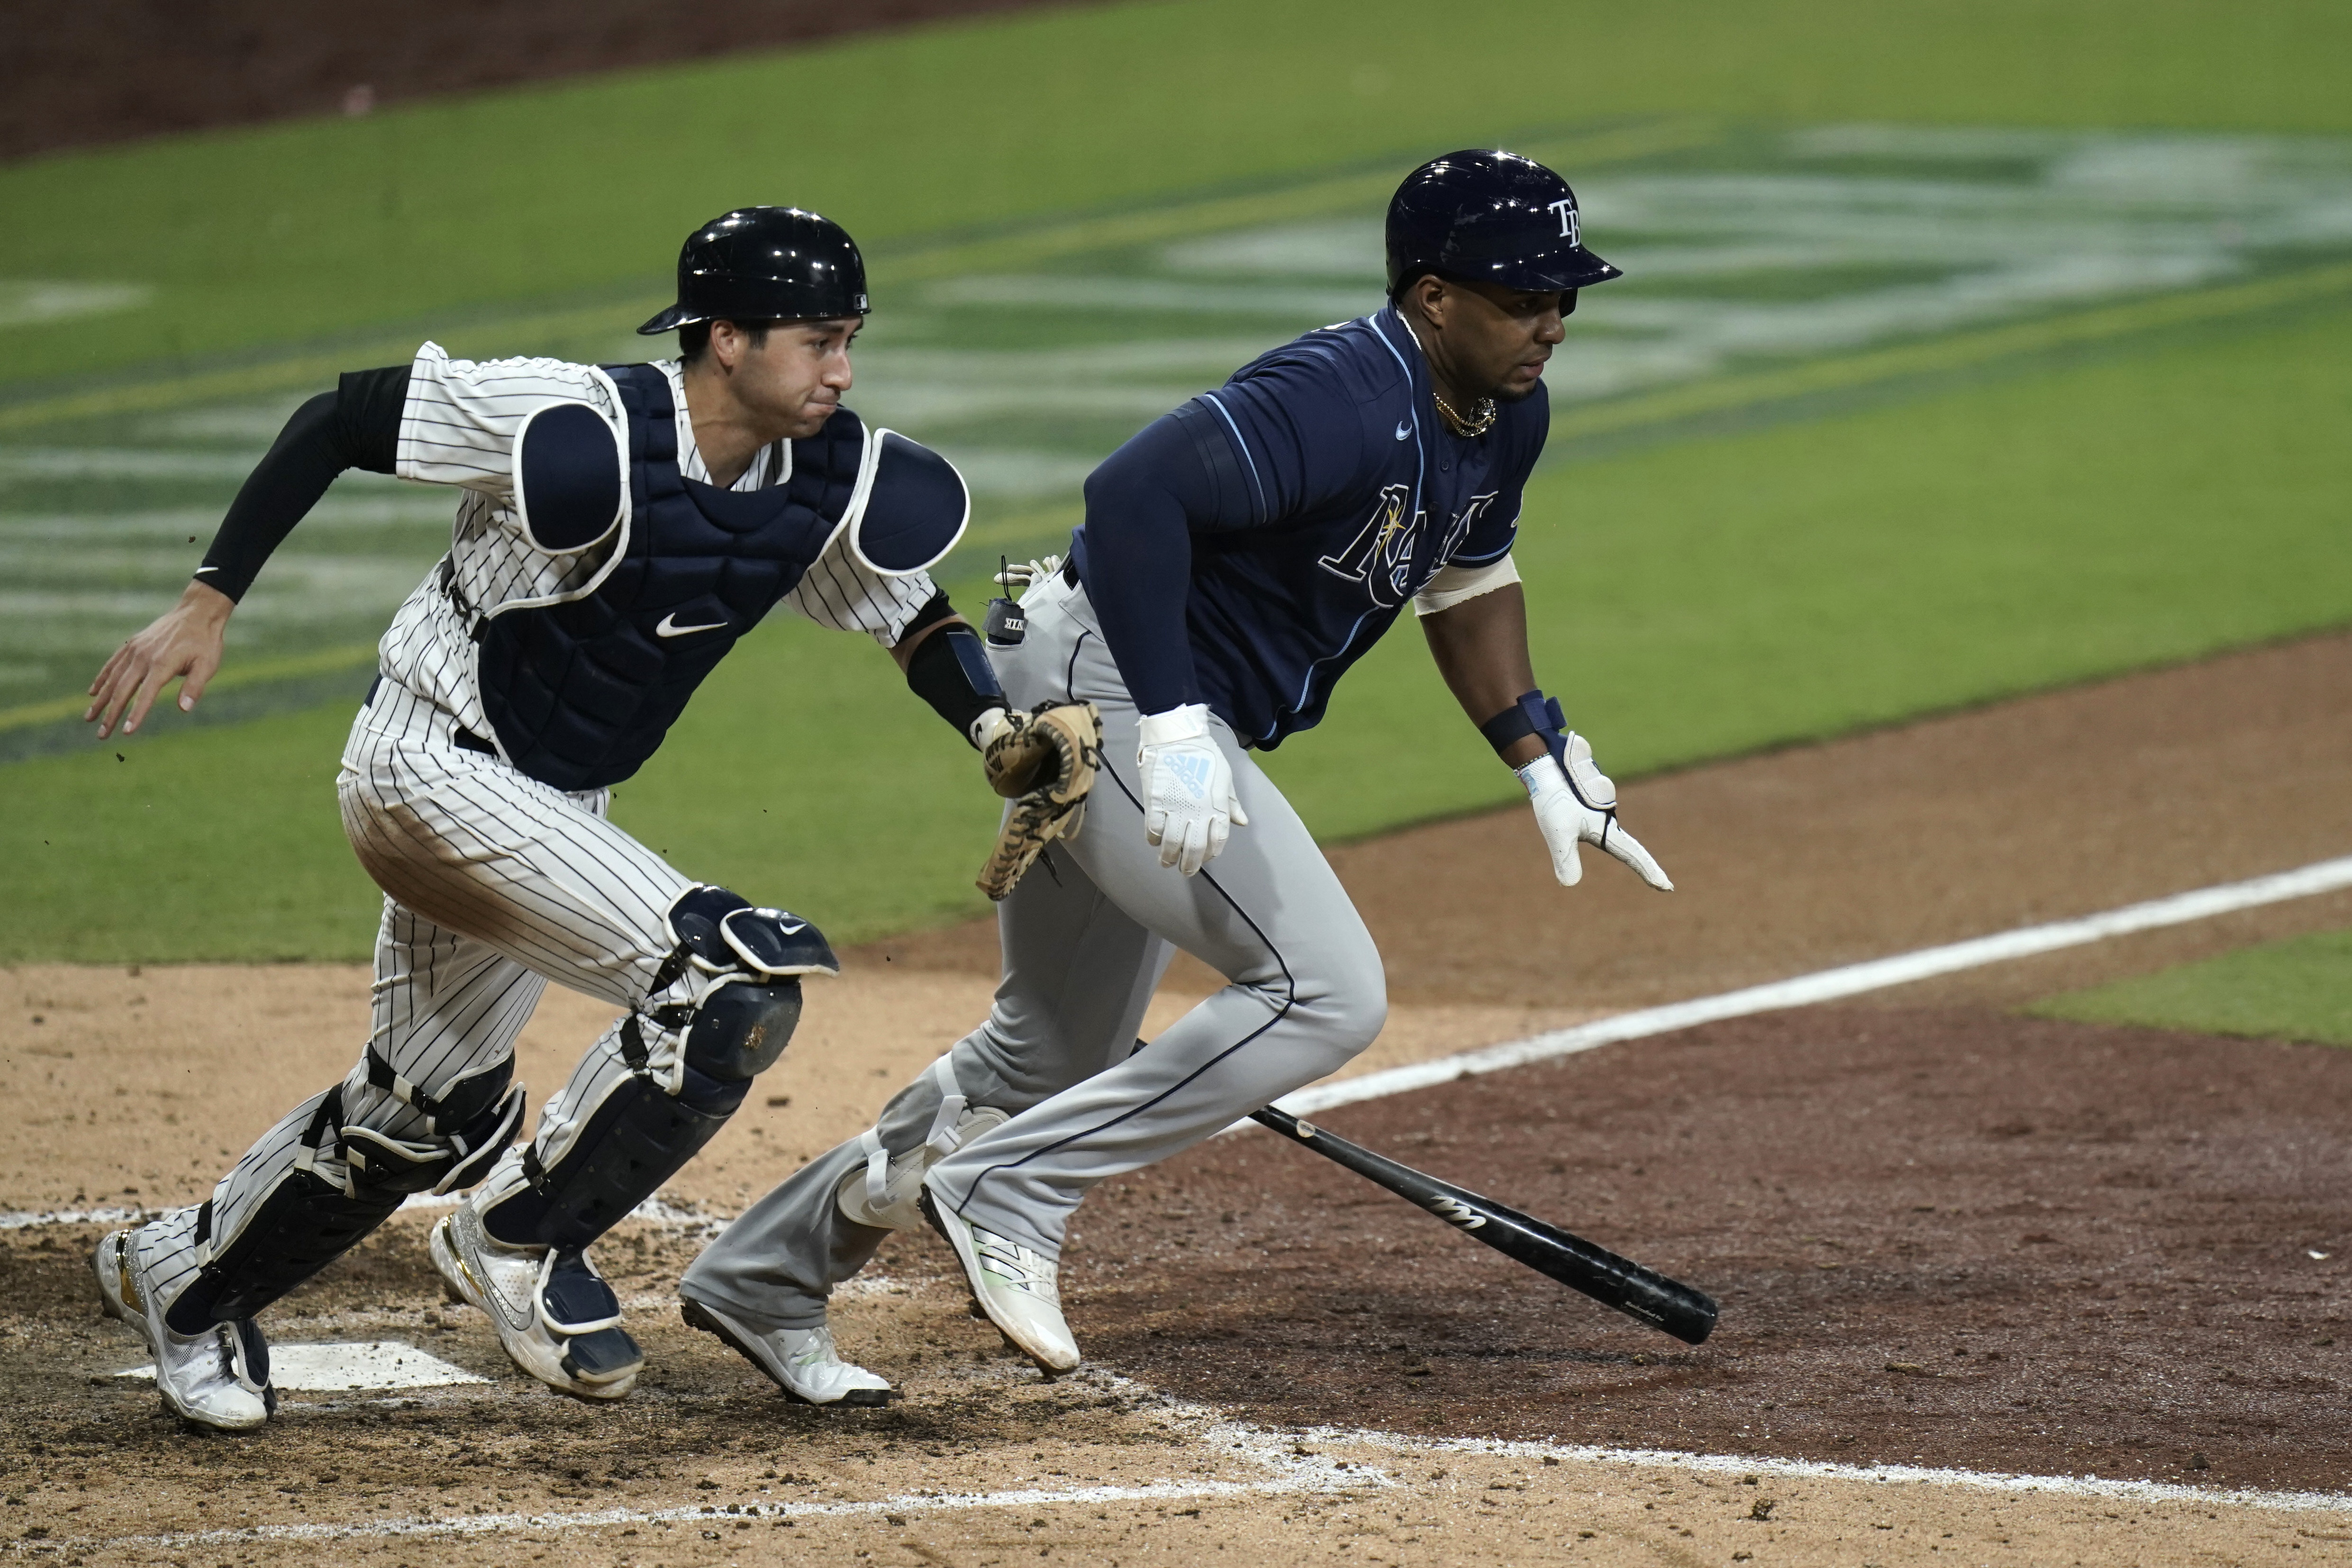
[678,318,778,366]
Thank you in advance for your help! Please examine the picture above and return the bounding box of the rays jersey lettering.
[1317,485,1500,609]
[1082,305,1546,749]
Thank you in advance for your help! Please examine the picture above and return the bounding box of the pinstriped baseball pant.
[134,680,696,1313]
[682,572,1389,1331]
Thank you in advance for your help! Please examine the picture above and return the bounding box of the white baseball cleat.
[430,1206,640,1400]
[917,1187,1080,1373]
[681,1298,892,1406]
[93,1226,274,1432]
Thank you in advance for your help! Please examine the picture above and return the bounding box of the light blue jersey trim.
[1280,310,1428,722]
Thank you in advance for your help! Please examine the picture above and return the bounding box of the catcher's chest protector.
[478,364,858,790]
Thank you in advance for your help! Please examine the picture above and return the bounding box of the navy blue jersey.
[1072,305,1545,748]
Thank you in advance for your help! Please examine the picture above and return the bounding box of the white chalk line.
[13,853,2350,1233]
[1,1191,723,1234]
[113,1340,487,1390]
[1315,1427,2352,1516]
[46,1379,2352,1554]
[1264,851,2352,1123]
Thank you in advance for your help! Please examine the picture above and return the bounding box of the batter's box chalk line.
[45,1371,2352,1556]
[115,1341,488,1391]
[1251,851,2352,1126]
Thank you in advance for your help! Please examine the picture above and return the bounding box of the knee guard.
[165,1070,523,1332]
[836,1056,1010,1232]
[489,886,831,1251]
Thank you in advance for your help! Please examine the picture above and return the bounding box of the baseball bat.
[1249,1105,1717,1346]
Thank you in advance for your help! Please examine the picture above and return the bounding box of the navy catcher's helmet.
[1385,150,1621,298]
[637,207,869,335]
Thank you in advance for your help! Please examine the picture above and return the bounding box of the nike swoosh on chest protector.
[654,612,729,638]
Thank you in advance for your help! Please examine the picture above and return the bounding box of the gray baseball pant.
[681,571,1387,1331]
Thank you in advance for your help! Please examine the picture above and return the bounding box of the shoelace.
[974,1229,1058,1300]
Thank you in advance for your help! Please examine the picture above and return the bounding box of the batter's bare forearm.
[1420,583,1544,767]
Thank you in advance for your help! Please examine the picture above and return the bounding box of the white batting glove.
[1136,703,1248,876]
[1518,732,1673,891]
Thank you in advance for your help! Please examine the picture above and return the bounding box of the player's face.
[1447,280,1571,403]
[736,317,862,437]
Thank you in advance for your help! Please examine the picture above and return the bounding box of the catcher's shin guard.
[166,1067,521,1332]
[485,887,826,1250]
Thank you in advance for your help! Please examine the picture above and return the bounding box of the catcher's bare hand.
[976,701,1104,900]
[1519,732,1673,891]
[87,580,235,738]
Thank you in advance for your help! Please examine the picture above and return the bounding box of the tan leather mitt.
[976,700,1103,901]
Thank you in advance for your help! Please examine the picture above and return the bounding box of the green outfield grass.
[5,0,2351,963]
[7,295,2348,961]
[2031,929,2352,1047]
[2,0,2349,389]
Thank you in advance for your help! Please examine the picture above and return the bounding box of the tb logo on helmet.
[1546,198,1580,245]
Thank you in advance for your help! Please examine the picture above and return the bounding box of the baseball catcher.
[82,207,1078,1429]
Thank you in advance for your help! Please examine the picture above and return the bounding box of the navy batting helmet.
[637,207,869,335]
[1385,150,1621,298]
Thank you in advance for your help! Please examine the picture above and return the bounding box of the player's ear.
[1412,273,1449,326]
[707,318,743,370]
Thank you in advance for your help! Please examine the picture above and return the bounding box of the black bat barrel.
[1252,1106,1717,1346]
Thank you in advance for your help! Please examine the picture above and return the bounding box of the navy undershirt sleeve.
[1077,402,1257,717]
[195,365,409,602]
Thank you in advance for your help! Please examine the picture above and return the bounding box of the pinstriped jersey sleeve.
[781,538,937,644]
[395,343,619,495]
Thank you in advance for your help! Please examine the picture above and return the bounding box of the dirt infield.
[0,0,1082,162]
[3,632,2351,1561]
[1079,1004,2352,1494]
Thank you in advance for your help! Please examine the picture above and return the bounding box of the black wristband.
[906,620,1007,743]
[1480,689,1568,763]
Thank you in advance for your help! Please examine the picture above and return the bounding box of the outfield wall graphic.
[7,123,2352,740]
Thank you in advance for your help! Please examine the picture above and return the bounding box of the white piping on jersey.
[1196,393,1268,522]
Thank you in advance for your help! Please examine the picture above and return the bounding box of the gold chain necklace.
[1431,389,1497,439]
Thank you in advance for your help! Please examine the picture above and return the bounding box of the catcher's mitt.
[976,700,1102,901]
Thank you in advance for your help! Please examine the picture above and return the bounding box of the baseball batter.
[679,152,1674,1380]
[83,208,1035,1430]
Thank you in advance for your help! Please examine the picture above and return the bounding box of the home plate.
[118,1341,490,1391]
